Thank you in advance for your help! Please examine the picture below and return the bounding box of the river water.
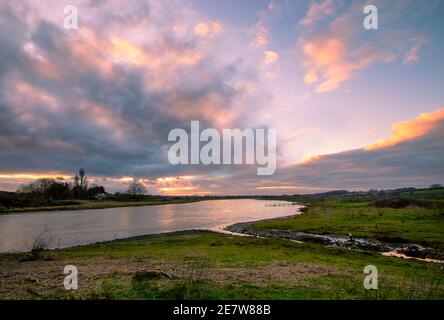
[0,199,300,252]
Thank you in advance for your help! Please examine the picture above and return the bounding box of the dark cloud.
[0,1,442,194]
[232,120,444,194]
[0,1,251,180]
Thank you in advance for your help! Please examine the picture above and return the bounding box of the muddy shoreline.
[224,210,444,263]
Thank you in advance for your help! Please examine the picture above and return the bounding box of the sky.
[0,0,443,195]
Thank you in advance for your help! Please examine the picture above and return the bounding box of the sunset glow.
[0,0,443,195]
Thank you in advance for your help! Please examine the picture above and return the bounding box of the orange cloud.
[66,28,203,83]
[69,28,115,77]
[160,186,196,192]
[302,37,369,93]
[253,16,269,48]
[304,69,318,84]
[113,177,135,183]
[152,176,209,195]
[256,186,300,190]
[194,21,222,37]
[264,51,279,64]
[297,155,322,165]
[365,108,444,150]
[0,173,72,180]
[110,38,202,69]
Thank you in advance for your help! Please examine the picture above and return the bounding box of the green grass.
[1,196,443,300]
[59,233,441,274]
[2,232,442,300]
[252,203,444,249]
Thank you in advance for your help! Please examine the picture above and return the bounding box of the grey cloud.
[0,2,252,179]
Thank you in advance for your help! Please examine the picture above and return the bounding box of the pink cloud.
[302,36,370,93]
[253,13,269,48]
[299,0,334,26]
[403,44,422,64]
[263,51,279,65]
[194,21,223,37]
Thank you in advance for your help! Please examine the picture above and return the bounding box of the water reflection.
[0,199,300,252]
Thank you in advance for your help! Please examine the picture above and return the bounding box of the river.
[0,199,300,252]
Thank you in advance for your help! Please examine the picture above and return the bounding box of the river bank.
[0,198,202,215]
[1,230,443,300]
[0,198,442,299]
[244,201,444,261]
[226,220,444,263]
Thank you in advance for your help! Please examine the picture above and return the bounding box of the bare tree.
[79,168,88,189]
[127,179,147,195]
[73,174,80,188]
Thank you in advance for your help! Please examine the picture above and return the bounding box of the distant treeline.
[16,169,105,200]
[1,175,443,211]
[259,185,444,204]
[0,169,106,210]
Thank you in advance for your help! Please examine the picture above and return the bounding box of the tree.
[429,184,443,189]
[85,184,106,199]
[73,174,80,188]
[72,168,89,198]
[78,168,88,189]
[17,178,71,200]
[16,169,106,201]
[126,179,147,195]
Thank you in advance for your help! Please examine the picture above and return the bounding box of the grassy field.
[252,201,444,250]
[0,199,201,214]
[0,231,443,300]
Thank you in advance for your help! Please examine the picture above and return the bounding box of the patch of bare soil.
[0,257,350,299]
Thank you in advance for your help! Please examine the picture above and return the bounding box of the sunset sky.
[0,0,443,195]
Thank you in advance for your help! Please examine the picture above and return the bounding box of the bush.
[372,198,436,209]
[21,232,52,261]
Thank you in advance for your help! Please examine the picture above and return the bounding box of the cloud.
[303,69,318,84]
[256,186,300,190]
[0,0,441,195]
[253,13,269,48]
[365,108,444,150]
[0,0,265,183]
[403,44,421,64]
[300,0,429,93]
[267,0,277,12]
[299,0,334,26]
[301,36,369,92]
[263,50,279,64]
[270,108,444,191]
[190,108,444,194]
[194,21,222,37]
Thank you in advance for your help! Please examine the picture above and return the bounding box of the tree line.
[17,169,105,200]
[16,169,149,200]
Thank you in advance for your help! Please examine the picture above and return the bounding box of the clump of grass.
[21,231,52,261]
